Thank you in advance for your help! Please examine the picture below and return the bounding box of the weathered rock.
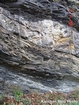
[0,0,79,31]
[54,0,79,31]
[0,1,79,79]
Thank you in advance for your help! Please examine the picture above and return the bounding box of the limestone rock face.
[0,0,79,79]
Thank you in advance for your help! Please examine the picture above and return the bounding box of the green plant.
[0,94,4,105]
[14,86,23,97]
[69,101,79,105]
[13,86,23,102]
[0,94,3,99]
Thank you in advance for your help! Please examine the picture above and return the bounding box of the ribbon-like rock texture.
[0,0,79,79]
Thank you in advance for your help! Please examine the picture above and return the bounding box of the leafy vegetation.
[1,88,79,105]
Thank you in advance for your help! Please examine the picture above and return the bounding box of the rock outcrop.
[0,0,79,79]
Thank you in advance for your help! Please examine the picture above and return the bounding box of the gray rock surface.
[0,0,79,30]
[0,0,79,79]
